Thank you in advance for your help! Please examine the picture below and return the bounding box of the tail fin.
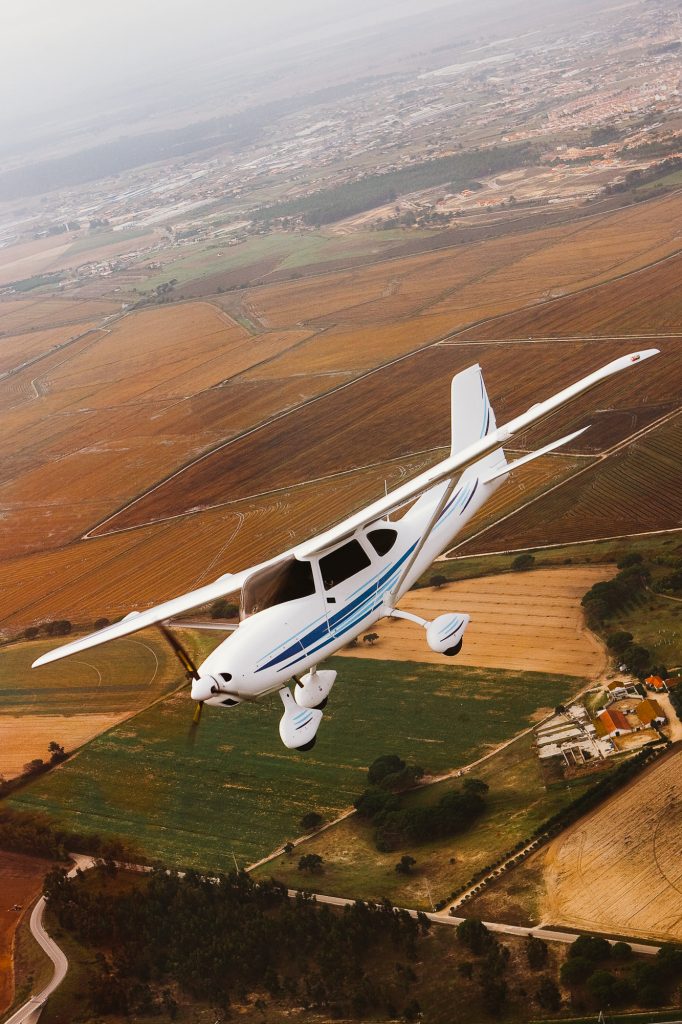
[450,364,508,477]
[450,364,495,453]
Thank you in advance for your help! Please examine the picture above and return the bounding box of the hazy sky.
[1,0,453,136]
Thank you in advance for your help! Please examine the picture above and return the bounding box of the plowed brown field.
[102,335,671,532]
[457,411,682,553]
[544,748,682,942]
[0,852,52,1015]
[340,566,609,676]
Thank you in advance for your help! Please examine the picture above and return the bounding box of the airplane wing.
[33,348,658,669]
[31,563,271,668]
[296,348,659,557]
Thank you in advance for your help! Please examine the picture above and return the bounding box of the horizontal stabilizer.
[480,426,589,485]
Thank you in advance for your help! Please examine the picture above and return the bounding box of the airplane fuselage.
[199,461,505,703]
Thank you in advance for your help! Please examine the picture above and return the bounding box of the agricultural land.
[7,657,580,872]
[0,850,52,1016]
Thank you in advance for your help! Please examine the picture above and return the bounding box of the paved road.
[287,889,661,956]
[2,857,94,1024]
[3,855,661,1024]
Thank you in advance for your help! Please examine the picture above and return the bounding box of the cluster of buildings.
[536,677,674,776]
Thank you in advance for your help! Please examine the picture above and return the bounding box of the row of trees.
[0,806,142,862]
[254,142,540,228]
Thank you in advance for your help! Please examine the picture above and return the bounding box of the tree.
[526,934,548,969]
[560,956,594,986]
[606,630,633,655]
[283,842,294,855]
[94,617,110,631]
[210,599,238,619]
[536,976,561,1011]
[298,853,324,874]
[300,811,323,831]
[24,626,40,639]
[624,643,651,678]
[429,574,448,588]
[612,940,633,959]
[617,551,643,569]
[511,553,535,571]
[363,632,379,646]
[462,778,489,797]
[456,918,492,954]
[395,855,416,875]
[368,754,406,785]
[45,619,71,636]
[23,758,45,776]
[569,934,612,962]
[48,741,67,765]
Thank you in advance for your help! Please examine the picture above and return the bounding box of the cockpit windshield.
[241,557,316,619]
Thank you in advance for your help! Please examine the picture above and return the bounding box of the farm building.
[596,708,632,736]
[535,705,613,765]
[645,675,668,693]
[635,698,666,727]
[606,681,640,703]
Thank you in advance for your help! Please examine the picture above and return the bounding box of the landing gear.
[293,668,336,709]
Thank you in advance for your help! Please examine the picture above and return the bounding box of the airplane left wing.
[31,562,272,668]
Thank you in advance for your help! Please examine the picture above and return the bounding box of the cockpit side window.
[319,539,371,590]
[241,557,315,618]
[367,527,398,557]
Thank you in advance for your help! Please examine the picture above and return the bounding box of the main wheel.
[297,736,317,752]
[444,639,463,657]
[313,697,328,710]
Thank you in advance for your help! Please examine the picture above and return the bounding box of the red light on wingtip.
[630,354,640,362]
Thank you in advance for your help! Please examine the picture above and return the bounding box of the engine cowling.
[426,613,470,656]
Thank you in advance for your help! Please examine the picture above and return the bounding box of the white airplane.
[34,349,658,750]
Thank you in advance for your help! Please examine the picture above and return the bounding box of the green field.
[0,633,183,716]
[142,227,420,291]
[612,591,682,669]
[7,657,580,871]
[253,732,598,909]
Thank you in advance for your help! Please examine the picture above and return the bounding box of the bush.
[526,934,548,970]
[457,918,493,954]
[511,553,535,572]
[569,934,612,962]
[560,956,594,986]
[298,853,324,875]
[299,812,323,831]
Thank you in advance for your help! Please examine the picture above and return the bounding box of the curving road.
[3,856,94,1024]
[3,854,660,1024]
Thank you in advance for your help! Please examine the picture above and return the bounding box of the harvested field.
[0,320,100,375]
[0,297,118,332]
[102,335,672,532]
[458,250,682,340]
[340,566,610,676]
[0,713,127,779]
[544,747,682,942]
[0,633,180,777]
[0,851,52,1015]
[0,302,335,557]
[457,411,682,553]
[249,191,682,331]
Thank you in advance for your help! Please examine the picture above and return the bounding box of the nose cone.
[191,674,226,701]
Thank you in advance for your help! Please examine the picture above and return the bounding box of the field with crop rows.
[543,747,682,943]
[102,334,672,531]
[456,411,682,553]
[0,452,436,633]
[341,565,610,676]
[0,296,118,332]
[8,657,579,870]
[458,250,682,340]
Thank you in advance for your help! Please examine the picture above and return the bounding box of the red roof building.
[597,708,632,736]
[645,675,667,692]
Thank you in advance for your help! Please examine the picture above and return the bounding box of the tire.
[444,639,463,657]
[297,736,317,752]
[313,697,328,710]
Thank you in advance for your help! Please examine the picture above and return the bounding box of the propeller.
[157,624,204,746]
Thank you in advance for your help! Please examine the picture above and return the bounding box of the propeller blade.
[186,701,204,749]
[157,624,200,681]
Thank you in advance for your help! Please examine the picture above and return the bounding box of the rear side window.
[320,540,371,590]
[367,528,398,556]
